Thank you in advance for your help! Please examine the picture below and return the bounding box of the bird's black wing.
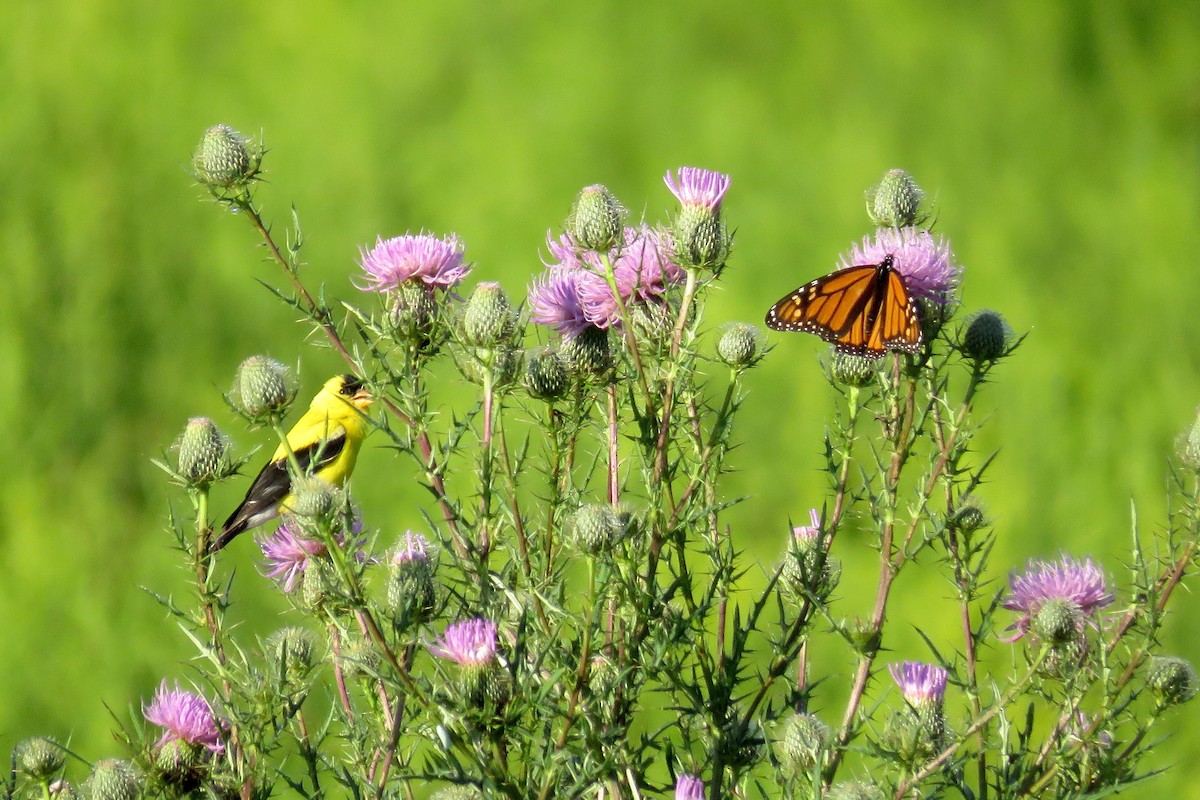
[210,429,348,553]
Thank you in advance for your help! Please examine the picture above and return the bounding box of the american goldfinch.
[211,374,373,553]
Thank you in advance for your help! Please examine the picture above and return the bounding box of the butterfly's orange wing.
[765,258,922,357]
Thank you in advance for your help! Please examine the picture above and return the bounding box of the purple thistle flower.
[543,230,604,272]
[792,507,822,544]
[528,269,596,338]
[889,661,948,706]
[429,618,498,667]
[257,521,328,593]
[839,227,959,303]
[574,226,684,329]
[664,167,731,212]
[359,232,470,293]
[392,531,430,564]
[143,681,223,753]
[674,774,705,800]
[1001,555,1114,642]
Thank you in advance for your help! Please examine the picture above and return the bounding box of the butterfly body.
[765,255,922,358]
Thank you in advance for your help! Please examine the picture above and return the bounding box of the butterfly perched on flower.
[765,254,924,358]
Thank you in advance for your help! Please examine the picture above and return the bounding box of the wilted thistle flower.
[1148,656,1198,707]
[192,124,260,191]
[567,184,625,251]
[886,662,948,763]
[960,309,1013,361]
[778,713,831,773]
[86,760,142,800]
[560,325,614,378]
[175,417,233,487]
[524,346,570,401]
[827,780,885,800]
[359,232,471,293]
[865,169,925,229]
[717,322,764,368]
[16,736,65,781]
[674,774,705,800]
[839,227,960,305]
[232,355,293,419]
[570,504,629,554]
[388,531,436,622]
[1001,556,1114,643]
[830,350,876,386]
[665,166,732,271]
[143,681,224,755]
[462,282,517,347]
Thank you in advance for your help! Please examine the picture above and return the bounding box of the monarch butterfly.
[764,254,923,358]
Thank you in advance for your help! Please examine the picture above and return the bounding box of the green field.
[2,2,1197,796]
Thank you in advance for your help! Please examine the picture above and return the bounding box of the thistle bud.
[301,557,337,611]
[630,301,674,348]
[777,713,831,773]
[192,124,260,191]
[960,309,1013,361]
[1148,656,1198,707]
[664,167,732,271]
[391,281,441,343]
[265,626,319,678]
[560,326,613,378]
[570,504,628,553]
[431,786,484,800]
[16,736,65,781]
[524,346,570,401]
[567,185,624,252]
[828,781,884,800]
[154,739,202,782]
[830,351,876,387]
[341,636,381,679]
[1032,598,1083,645]
[387,532,437,624]
[952,502,987,532]
[232,356,293,419]
[287,477,341,531]
[716,323,763,368]
[462,282,517,347]
[865,169,924,229]
[85,760,142,800]
[176,417,233,486]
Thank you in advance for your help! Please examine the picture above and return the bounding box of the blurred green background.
[2,1,1198,795]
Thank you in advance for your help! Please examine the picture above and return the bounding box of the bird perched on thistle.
[211,374,373,553]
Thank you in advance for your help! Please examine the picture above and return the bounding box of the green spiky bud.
[673,205,729,271]
[524,346,570,400]
[828,781,884,800]
[1033,598,1083,645]
[176,417,233,486]
[48,780,80,800]
[391,281,441,343]
[570,504,628,553]
[431,785,483,800]
[865,169,925,229]
[16,736,65,781]
[952,503,987,532]
[778,713,831,772]
[301,557,336,611]
[960,309,1012,361]
[560,326,613,378]
[265,626,319,677]
[387,533,437,624]
[567,185,624,252]
[340,636,381,679]
[830,351,876,387]
[463,346,523,387]
[232,356,293,418]
[463,282,517,347]
[630,301,673,348]
[1148,656,1198,707]
[86,759,142,800]
[716,322,763,367]
[193,124,261,190]
[154,738,203,781]
[287,477,341,530]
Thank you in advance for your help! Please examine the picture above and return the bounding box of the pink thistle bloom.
[574,226,684,329]
[792,508,822,544]
[528,269,596,338]
[543,231,604,272]
[359,232,470,292]
[889,661,948,706]
[664,167,731,211]
[674,774,705,800]
[429,618,498,667]
[257,521,327,593]
[144,681,223,753]
[1001,555,1114,642]
[392,531,430,564]
[839,227,959,303]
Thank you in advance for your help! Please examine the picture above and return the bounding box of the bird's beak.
[351,388,374,411]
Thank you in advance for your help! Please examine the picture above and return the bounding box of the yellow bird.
[211,374,373,553]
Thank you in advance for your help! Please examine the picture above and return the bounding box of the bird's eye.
[340,375,363,396]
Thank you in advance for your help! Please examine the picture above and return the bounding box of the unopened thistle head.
[1148,656,1198,707]
[960,309,1013,361]
[567,184,625,251]
[85,760,142,800]
[175,417,233,487]
[1001,556,1114,643]
[388,531,436,622]
[559,325,614,378]
[865,169,925,229]
[232,356,294,419]
[570,504,629,554]
[717,323,764,368]
[192,124,261,192]
[665,166,732,271]
[783,508,840,600]
[265,626,319,678]
[830,350,876,387]
[524,346,570,401]
[462,282,517,347]
[778,712,831,773]
[827,781,885,800]
[16,736,65,782]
